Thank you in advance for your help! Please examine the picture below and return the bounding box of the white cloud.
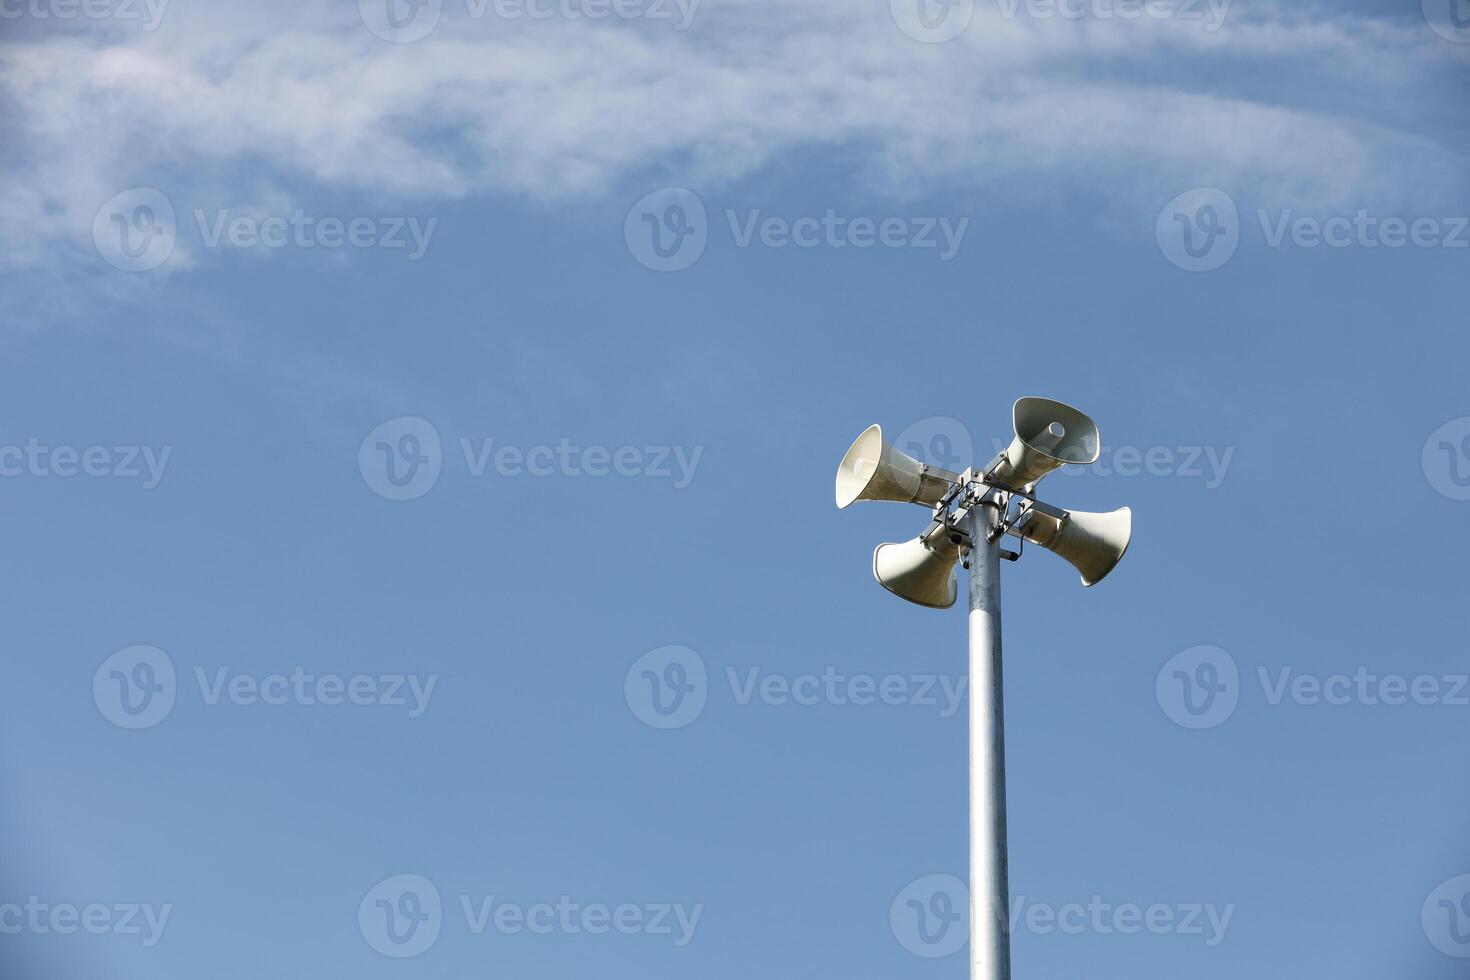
[1,0,1466,277]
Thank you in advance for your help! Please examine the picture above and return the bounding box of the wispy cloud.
[1,0,1466,281]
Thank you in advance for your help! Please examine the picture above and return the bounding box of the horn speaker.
[1016,506,1132,587]
[987,397,1101,490]
[872,522,965,608]
[836,424,961,509]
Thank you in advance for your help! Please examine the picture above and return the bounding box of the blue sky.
[2,1,1469,978]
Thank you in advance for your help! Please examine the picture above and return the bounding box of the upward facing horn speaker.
[835,424,961,509]
[987,397,1101,490]
[1016,506,1132,587]
[872,522,964,608]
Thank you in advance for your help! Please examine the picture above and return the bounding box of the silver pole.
[967,501,1011,980]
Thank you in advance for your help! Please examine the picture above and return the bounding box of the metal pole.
[967,501,1011,980]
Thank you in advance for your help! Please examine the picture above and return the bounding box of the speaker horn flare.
[988,397,1101,490]
[1017,506,1132,587]
[872,523,965,609]
[835,424,961,509]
